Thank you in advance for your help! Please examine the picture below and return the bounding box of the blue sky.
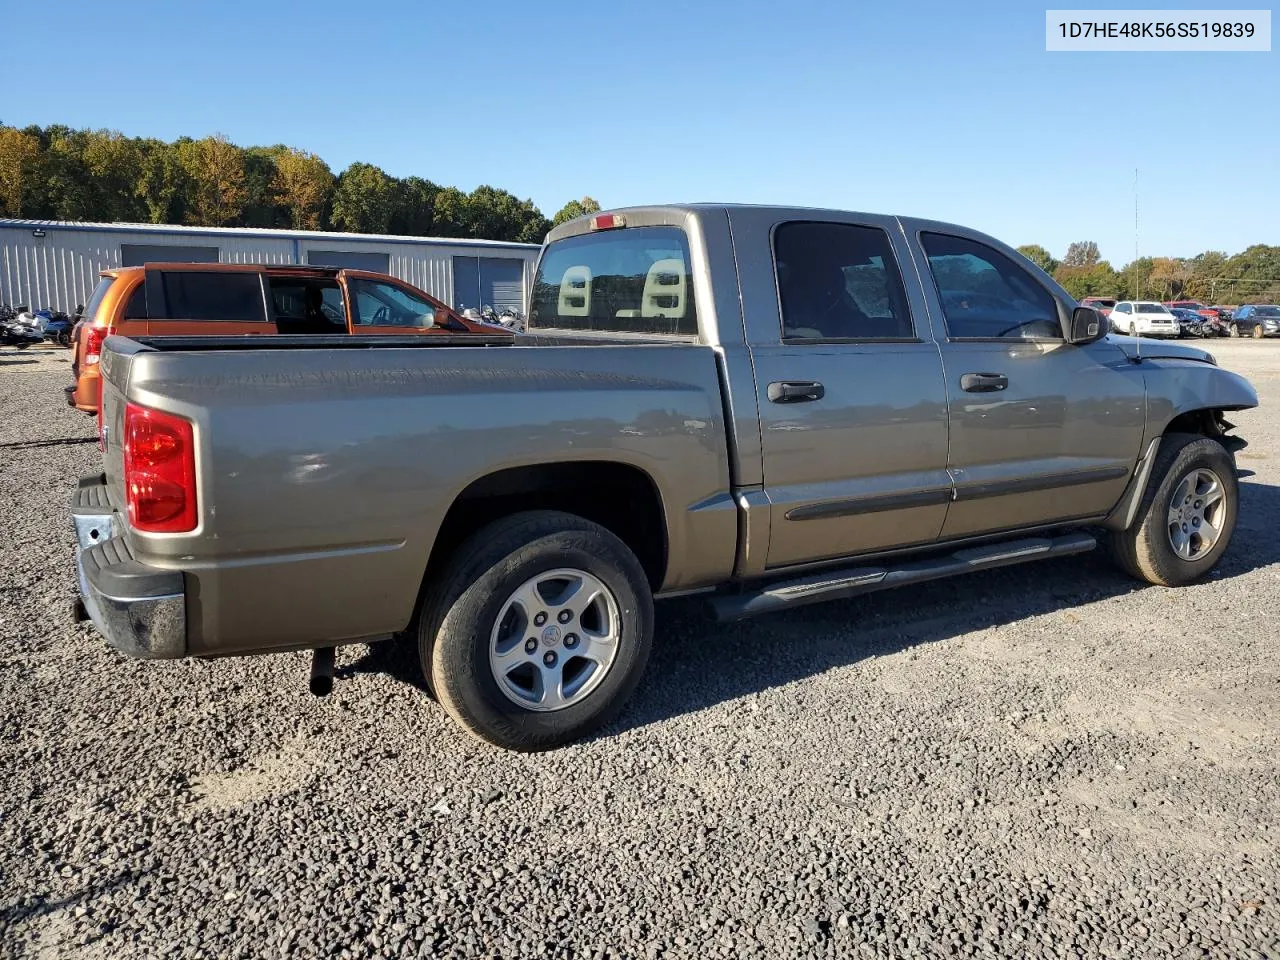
[3,0,1276,264]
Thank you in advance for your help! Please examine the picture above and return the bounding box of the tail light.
[83,324,114,365]
[123,403,198,533]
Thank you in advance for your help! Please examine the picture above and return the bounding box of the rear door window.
[773,221,914,340]
[530,227,697,336]
[147,270,266,321]
[268,277,347,332]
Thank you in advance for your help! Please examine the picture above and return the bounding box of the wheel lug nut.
[558,610,572,624]
[564,633,579,649]
[525,638,538,654]
[543,651,557,667]
[533,612,548,627]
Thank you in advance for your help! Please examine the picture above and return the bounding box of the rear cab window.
[530,227,697,337]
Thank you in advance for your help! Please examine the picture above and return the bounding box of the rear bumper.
[67,368,100,413]
[72,473,186,658]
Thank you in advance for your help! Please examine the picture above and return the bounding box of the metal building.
[0,220,540,315]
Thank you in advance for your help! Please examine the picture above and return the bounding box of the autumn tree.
[177,134,248,225]
[136,139,188,223]
[330,162,397,233]
[1062,241,1101,267]
[1054,262,1121,300]
[1016,243,1058,275]
[81,130,143,222]
[0,127,41,215]
[552,196,601,227]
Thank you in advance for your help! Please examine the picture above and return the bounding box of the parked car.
[1079,297,1116,317]
[1228,304,1280,339]
[71,204,1257,751]
[1111,301,1180,338]
[1169,307,1209,337]
[1164,300,1219,321]
[67,263,501,414]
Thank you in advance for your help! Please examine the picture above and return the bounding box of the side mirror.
[1067,305,1108,344]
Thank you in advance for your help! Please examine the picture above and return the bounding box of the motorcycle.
[40,308,77,347]
[462,305,526,333]
[1,310,45,349]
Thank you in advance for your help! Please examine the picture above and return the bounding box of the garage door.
[453,256,525,313]
[307,250,391,273]
[121,243,219,266]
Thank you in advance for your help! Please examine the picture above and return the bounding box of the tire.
[1107,434,1238,587]
[1129,322,1137,337]
[1229,323,1240,338]
[1252,324,1264,339]
[417,510,653,751]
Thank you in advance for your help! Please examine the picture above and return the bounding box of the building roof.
[0,218,540,250]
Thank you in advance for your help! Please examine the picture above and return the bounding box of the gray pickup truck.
[73,205,1258,750]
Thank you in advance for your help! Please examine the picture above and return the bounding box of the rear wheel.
[1229,322,1240,337]
[1107,434,1238,587]
[417,510,654,751]
[1252,324,1264,339]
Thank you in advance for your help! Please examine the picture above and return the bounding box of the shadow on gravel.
[336,637,431,695]
[607,479,1280,736]
[0,358,38,366]
[310,482,1280,733]
[0,437,98,450]
[0,870,139,930]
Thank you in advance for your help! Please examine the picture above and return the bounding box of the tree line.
[0,124,601,243]
[1017,240,1280,306]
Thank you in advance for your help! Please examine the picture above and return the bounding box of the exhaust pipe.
[309,647,336,697]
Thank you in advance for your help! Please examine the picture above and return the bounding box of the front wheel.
[1129,322,1138,337]
[1107,434,1238,587]
[417,510,654,751]
[1229,323,1240,337]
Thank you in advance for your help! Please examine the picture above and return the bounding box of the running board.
[711,532,1098,622]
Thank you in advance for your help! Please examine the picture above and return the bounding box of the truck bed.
[95,334,739,656]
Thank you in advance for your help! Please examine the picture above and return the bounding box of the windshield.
[1137,303,1171,314]
[530,227,697,336]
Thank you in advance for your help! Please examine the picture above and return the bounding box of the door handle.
[960,372,1008,393]
[768,381,825,403]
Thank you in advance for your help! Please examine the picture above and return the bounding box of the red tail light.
[84,324,115,365]
[124,403,198,533]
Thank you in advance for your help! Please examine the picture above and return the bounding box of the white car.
[1111,301,1180,338]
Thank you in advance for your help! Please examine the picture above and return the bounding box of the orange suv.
[68,262,500,414]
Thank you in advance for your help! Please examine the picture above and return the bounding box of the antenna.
[1133,167,1140,362]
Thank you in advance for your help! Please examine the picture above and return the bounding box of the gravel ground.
[1,341,1278,960]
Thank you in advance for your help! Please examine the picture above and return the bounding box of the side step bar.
[710,532,1098,622]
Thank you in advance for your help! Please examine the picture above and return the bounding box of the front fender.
[1144,360,1258,439]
